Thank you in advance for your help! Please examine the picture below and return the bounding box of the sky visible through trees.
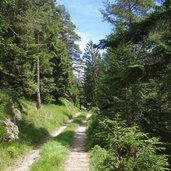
[57,0,112,52]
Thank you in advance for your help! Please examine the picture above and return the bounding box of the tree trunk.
[36,56,41,109]
[36,32,41,109]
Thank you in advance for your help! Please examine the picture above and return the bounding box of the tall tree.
[49,4,80,103]
[96,1,171,165]
[0,0,80,107]
[83,41,101,107]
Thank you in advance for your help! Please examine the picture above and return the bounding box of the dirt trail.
[5,113,81,171]
[64,112,92,171]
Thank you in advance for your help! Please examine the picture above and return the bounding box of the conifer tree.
[83,41,101,107]
[0,0,80,106]
[101,0,155,25]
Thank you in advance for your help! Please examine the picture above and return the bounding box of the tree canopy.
[83,0,171,169]
[0,0,81,106]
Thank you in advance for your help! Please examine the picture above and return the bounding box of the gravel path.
[4,113,81,171]
[64,112,92,171]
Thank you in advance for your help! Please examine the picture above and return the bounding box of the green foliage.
[87,112,102,149]
[101,0,155,25]
[96,42,145,125]
[6,146,21,158]
[83,41,102,107]
[0,0,80,105]
[90,145,107,171]
[0,123,7,142]
[0,91,10,119]
[88,115,169,171]
[86,0,171,169]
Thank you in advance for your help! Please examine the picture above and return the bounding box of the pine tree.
[83,41,101,107]
[0,0,80,107]
[101,0,155,25]
[49,4,80,102]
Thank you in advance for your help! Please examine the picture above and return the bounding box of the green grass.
[31,112,87,171]
[89,145,107,171]
[0,98,79,170]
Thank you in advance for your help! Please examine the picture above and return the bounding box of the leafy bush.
[91,107,100,113]
[0,123,7,142]
[0,91,10,119]
[90,145,107,171]
[86,113,103,149]
[88,115,169,171]
[6,146,20,158]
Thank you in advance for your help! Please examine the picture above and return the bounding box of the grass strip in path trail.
[30,112,87,171]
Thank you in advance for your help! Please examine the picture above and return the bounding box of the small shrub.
[0,123,7,142]
[0,91,10,119]
[88,115,169,171]
[7,146,19,158]
[86,113,102,149]
[91,107,100,114]
[90,145,107,171]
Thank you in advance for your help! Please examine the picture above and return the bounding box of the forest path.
[5,112,81,171]
[64,112,92,171]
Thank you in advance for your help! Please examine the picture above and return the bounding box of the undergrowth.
[87,111,169,171]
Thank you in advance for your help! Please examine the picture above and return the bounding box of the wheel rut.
[64,113,92,171]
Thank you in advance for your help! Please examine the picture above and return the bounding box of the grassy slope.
[0,98,79,170]
[31,112,87,171]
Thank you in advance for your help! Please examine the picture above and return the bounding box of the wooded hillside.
[83,0,171,170]
[0,0,81,107]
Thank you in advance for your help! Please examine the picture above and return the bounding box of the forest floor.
[64,112,91,171]
[5,112,81,171]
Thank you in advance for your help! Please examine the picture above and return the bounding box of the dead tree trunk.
[35,31,41,109]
